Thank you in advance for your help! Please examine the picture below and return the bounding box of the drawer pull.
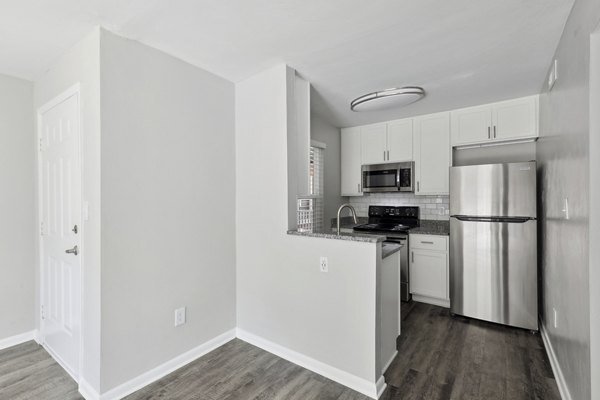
[421,241,434,244]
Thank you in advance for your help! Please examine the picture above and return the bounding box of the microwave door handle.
[397,169,400,189]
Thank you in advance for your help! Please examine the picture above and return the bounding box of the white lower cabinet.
[409,234,450,308]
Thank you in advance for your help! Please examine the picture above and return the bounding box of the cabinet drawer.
[410,234,447,251]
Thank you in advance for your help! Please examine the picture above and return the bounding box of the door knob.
[65,245,78,256]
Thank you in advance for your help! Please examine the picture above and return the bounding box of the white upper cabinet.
[341,127,363,196]
[493,97,537,140]
[387,119,413,162]
[360,119,413,165]
[414,112,450,195]
[451,95,538,146]
[341,95,538,197]
[450,104,492,144]
[360,123,387,165]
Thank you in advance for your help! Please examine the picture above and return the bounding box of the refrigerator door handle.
[453,215,532,223]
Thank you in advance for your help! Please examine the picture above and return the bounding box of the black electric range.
[353,206,420,235]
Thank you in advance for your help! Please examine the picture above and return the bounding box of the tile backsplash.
[348,193,450,220]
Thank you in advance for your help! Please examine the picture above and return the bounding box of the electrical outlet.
[174,307,186,327]
[553,308,558,329]
[319,256,328,272]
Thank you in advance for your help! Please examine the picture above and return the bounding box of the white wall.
[537,0,600,399]
[589,23,600,400]
[34,28,102,391]
[236,64,382,397]
[0,74,35,341]
[286,70,310,230]
[99,30,236,392]
[310,114,348,224]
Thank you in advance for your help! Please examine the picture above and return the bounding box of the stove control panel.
[368,206,419,219]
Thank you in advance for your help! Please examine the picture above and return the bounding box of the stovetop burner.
[353,206,420,233]
[353,223,409,232]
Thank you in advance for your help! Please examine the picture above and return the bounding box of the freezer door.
[450,162,536,218]
[450,217,538,330]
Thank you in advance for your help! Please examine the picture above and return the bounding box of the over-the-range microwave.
[361,162,414,193]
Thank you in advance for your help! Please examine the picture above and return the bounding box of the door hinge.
[40,221,44,236]
[41,304,45,320]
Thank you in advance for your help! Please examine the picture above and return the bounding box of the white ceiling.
[0,0,574,127]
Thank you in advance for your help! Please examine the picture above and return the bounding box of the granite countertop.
[409,220,450,236]
[287,229,386,243]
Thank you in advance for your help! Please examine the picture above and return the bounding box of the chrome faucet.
[336,203,358,235]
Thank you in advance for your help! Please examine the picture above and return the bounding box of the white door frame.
[37,83,84,382]
[590,24,600,400]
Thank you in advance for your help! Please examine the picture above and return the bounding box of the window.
[309,145,324,231]
[297,143,325,232]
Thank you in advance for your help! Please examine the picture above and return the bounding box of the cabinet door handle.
[411,251,414,263]
[358,183,361,192]
[387,150,390,160]
[417,181,420,192]
[493,126,497,138]
[488,126,491,139]
[421,241,434,244]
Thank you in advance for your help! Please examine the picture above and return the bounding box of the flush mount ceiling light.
[350,87,425,112]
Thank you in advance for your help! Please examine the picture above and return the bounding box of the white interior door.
[40,92,81,379]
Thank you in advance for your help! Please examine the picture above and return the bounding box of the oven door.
[362,165,400,192]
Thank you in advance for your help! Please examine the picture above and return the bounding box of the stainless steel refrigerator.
[450,161,538,331]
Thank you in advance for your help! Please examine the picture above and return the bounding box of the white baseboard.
[0,330,37,351]
[78,379,100,400]
[381,350,398,375]
[540,322,572,400]
[236,328,385,399]
[33,330,42,345]
[376,375,387,398]
[412,295,450,308]
[87,329,236,400]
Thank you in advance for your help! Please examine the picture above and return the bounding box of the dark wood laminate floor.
[383,302,561,400]
[0,341,82,400]
[0,302,561,400]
